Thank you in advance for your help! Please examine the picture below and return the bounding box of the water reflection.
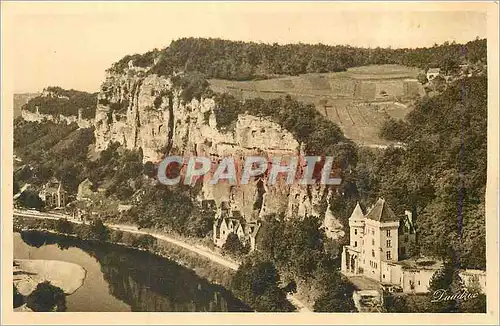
[15,231,250,312]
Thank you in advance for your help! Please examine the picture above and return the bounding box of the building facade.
[340,198,440,293]
[426,68,441,81]
[39,179,67,209]
[213,202,261,251]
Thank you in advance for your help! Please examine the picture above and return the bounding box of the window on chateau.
[386,251,391,260]
[372,239,375,246]
[405,235,409,242]
[372,250,375,257]
[354,241,357,247]
[386,230,391,237]
[387,239,392,248]
[354,229,357,235]
[372,229,375,235]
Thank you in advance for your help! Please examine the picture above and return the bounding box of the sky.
[4,2,488,93]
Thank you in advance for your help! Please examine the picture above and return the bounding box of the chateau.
[341,198,440,293]
[341,198,486,296]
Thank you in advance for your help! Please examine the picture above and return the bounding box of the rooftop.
[395,257,443,271]
[349,202,365,221]
[365,198,398,223]
[428,68,441,73]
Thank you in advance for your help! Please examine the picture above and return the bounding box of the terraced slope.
[209,64,422,146]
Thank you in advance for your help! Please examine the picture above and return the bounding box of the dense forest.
[109,37,486,80]
[22,87,97,119]
[329,76,487,270]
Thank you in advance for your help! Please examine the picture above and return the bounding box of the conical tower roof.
[349,202,365,221]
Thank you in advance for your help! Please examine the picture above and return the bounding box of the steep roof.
[400,213,416,234]
[365,198,398,223]
[349,202,365,221]
[428,68,441,74]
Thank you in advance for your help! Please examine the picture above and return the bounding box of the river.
[14,231,250,312]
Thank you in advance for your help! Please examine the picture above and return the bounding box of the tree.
[383,294,408,312]
[13,284,24,308]
[460,294,486,313]
[132,234,157,250]
[143,161,156,178]
[89,219,109,241]
[110,229,124,243]
[286,215,326,278]
[222,233,244,255]
[417,73,428,85]
[56,218,73,234]
[431,75,447,92]
[26,281,67,312]
[232,259,294,312]
[18,190,44,210]
[313,271,356,312]
[427,263,464,312]
[379,117,411,142]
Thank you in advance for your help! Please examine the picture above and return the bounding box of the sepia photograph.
[1,1,499,325]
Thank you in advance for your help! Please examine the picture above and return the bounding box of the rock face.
[21,107,92,128]
[93,71,341,223]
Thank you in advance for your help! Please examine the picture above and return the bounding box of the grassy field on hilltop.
[209,64,421,146]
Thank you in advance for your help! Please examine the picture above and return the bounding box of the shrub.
[26,281,67,312]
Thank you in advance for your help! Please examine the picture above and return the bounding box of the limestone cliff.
[21,107,92,129]
[94,71,337,222]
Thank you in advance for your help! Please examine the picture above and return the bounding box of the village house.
[341,198,486,295]
[426,68,441,81]
[39,178,67,209]
[213,202,261,251]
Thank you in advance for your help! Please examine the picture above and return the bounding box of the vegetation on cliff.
[248,214,356,312]
[22,87,97,119]
[14,119,95,195]
[213,94,356,159]
[109,37,486,80]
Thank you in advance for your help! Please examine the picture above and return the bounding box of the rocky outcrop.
[21,107,92,129]
[93,71,342,225]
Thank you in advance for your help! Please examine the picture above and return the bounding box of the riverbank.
[14,259,86,296]
[14,217,235,289]
[14,212,311,312]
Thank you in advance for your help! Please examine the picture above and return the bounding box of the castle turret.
[348,202,365,249]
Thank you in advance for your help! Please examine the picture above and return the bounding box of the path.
[14,209,312,312]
